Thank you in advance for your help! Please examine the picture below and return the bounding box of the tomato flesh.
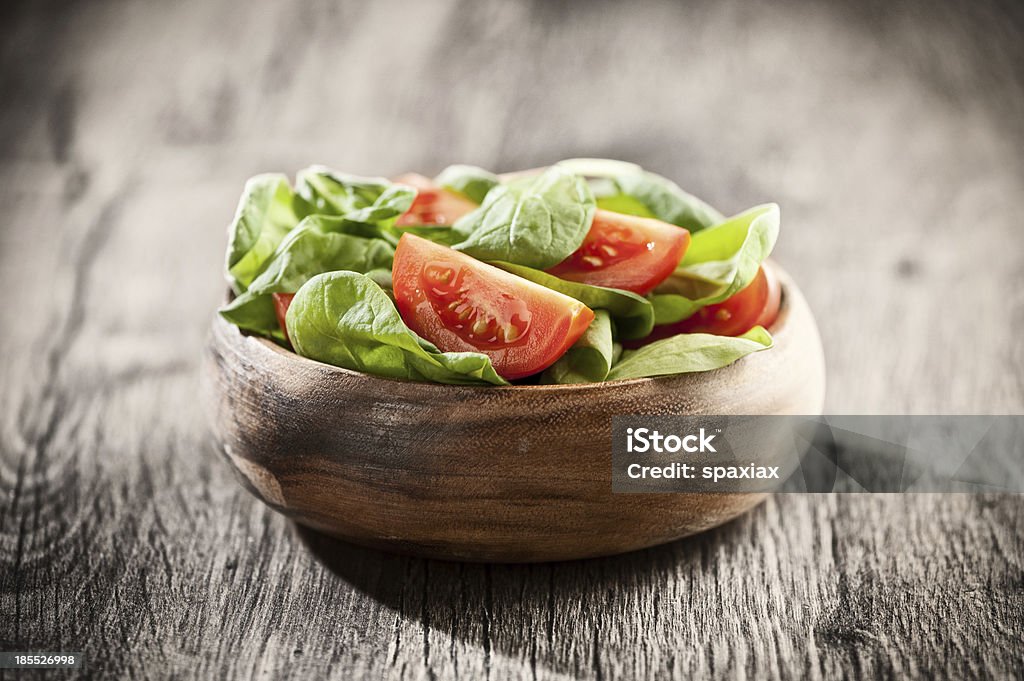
[272,293,295,342]
[393,173,477,227]
[546,209,690,295]
[420,262,534,349]
[392,233,595,379]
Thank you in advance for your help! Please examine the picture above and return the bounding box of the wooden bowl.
[202,262,825,562]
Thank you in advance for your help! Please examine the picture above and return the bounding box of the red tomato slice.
[629,265,781,348]
[673,264,781,336]
[546,209,691,295]
[272,293,295,342]
[392,233,595,380]
[393,173,478,227]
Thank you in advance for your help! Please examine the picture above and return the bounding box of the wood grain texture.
[0,0,1022,678]
[204,265,823,562]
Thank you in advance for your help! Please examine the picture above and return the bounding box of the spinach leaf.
[295,166,416,224]
[604,171,723,232]
[541,310,613,384]
[452,166,595,269]
[219,215,396,336]
[287,271,507,385]
[296,166,416,241]
[225,174,304,294]
[295,167,389,213]
[649,203,780,325]
[380,225,464,248]
[491,262,654,340]
[606,327,773,381]
[344,184,416,224]
[595,193,656,219]
[364,267,394,297]
[219,296,280,340]
[434,164,500,204]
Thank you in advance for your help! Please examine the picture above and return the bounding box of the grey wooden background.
[1,0,1022,678]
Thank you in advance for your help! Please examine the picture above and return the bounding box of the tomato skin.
[629,265,781,348]
[393,174,478,227]
[674,264,781,336]
[392,234,595,380]
[272,293,295,342]
[546,209,690,295]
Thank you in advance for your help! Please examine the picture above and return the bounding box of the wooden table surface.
[1,0,1022,678]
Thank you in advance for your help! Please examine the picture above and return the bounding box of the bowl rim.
[214,260,797,394]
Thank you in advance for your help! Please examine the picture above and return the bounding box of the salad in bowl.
[219,159,781,386]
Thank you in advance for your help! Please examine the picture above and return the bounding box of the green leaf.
[287,271,507,385]
[607,327,773,381]
[220,295,280,340]
[595,193,656,219]
[219,215,396,336]
[541,310,613,384]
[342,184,417,225]
[364,267,393,293]
[225,174,303,294]
[491,262,654,340]
[435,164,499,204]
[648,295,702,328]
[295,167,395,215]
[606,171,723,232]
[650,203,780,325]
[452,166,595,269]
[295,166,415,228]
[380,224,464,248]
[293,166,417,244]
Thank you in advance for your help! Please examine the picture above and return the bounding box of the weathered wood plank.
[1,0,1022,679]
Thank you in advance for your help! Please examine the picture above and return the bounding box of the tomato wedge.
[672,264,781,336]
[630,265,781,348]
[392,233,595,380]
[272,293,295,342]
[393,173,478,227]
[546,209,691,295]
